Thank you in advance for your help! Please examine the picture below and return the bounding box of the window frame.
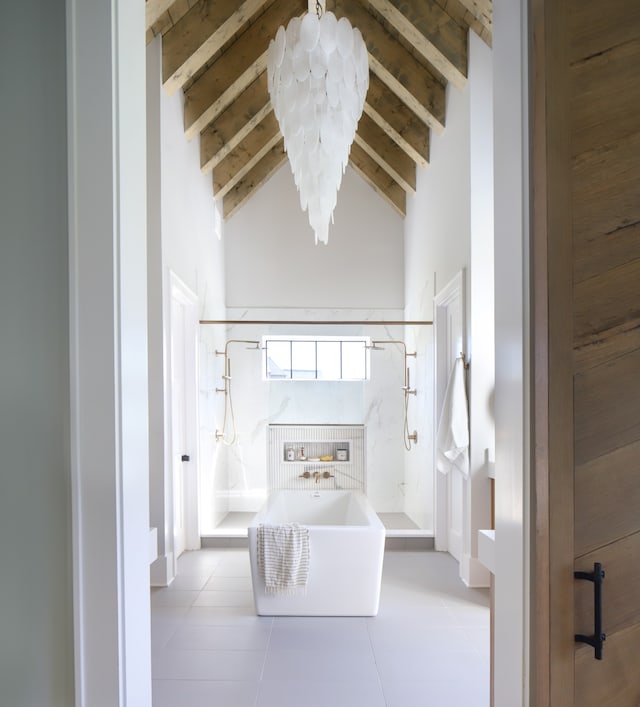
[262,335,370,381]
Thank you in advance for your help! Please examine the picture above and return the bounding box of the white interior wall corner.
[464,30,495,588]
[402,70,472,534]
[146,35,172,585]
[492,0,529,703]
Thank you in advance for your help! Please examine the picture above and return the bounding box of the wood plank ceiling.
[146,0,492,220]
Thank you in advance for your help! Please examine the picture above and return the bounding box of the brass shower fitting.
[214,339,261,444]
[299,469,335,483]
[370,340,416,393]
[369,339,418,450]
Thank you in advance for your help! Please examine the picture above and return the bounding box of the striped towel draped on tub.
[257,523,310,594]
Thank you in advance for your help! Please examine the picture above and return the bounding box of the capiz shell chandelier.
[267,0,369,245]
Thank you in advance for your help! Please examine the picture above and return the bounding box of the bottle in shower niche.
[286,446,295,461]
[299,447,306,461]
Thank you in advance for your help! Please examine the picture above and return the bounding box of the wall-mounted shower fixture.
[401,366,417,396]
[214,339,261,445]
[368,340,418,451]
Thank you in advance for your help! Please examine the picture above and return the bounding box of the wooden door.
[532,0,640,704]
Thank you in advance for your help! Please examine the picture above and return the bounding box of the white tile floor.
[151,549,489,707]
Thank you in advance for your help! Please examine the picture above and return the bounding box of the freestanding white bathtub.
[248,490,385,616]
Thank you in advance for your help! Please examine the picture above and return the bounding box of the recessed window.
[263,336,370,381]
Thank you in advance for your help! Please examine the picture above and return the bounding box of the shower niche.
[281,441,350,463]
[269,424,365,491]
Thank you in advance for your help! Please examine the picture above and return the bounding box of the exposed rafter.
[354,113,416,195]
[336,0,446,134]
[364,0,468,89]
[200,72,271,174]
[162,0,268,95]
[364,72,430,167]
[146,0,493,220]
[452,0,492,47]
[213,111,281,200]
[183,0,306,139]
[349,142,407,216]
[222,140,288,218]
[146,0,176,30]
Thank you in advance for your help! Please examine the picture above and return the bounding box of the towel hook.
[459,352,469,369]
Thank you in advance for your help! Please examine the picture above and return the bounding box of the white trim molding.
[67,0,151,703]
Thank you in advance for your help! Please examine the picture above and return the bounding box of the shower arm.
[215,339,261,394]
[214,339,261,444]
[369,339,418,449]
[370,340,417,393]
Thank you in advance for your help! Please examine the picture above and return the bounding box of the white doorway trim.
[67,0,151,703]
[168,272,201,565]
[492,0,530,704]
[433,270,466,556]
[65,0,530,704]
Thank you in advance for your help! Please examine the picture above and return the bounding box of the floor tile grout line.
[365,613,390,707]
[254,616,275,706]
[152,549,490,706]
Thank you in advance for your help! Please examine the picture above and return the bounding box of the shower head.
[366,343,385,351]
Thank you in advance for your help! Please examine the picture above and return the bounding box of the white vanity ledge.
[477,529,495,574]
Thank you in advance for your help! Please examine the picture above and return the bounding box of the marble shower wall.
[199,324,229,533]
[198,308,430,530]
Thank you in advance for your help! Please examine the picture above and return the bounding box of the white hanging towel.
[436,356,469,476]
[257,523,310,594]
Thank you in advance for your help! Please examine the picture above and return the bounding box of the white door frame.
[67,0,530,704]
[433,270,466,554]
[168,272,200,564]
[67,0,151,703]
[492,0,530,703]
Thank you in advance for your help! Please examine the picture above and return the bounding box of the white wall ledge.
[478,529,495,574]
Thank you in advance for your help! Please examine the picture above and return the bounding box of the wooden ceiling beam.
[354,113,416,194]
[335,0,446,133]
[183,0,305,140]
[162,0,267,95]
[146,0,176,30]
[348,142,406,216]
[200,72,271,174]
[441,0,492,47]
[364,0,468,90]
[213,111,281,200]
[457,0,492,37]
[223,140,287,219]
[364,72,430,167]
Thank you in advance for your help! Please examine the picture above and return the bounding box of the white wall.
[199,162,414,529]
[403,34,495,579]
[466,32,495,586]
[147,36,226,583]
[0,2,74,703]
[493,0,530,702]
[225,165,404,310]
[403,75,472,535]
[199,315,411,531]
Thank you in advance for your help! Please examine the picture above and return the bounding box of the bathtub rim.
[248,489,385,531]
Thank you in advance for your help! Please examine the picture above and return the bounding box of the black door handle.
[574,562,606,660]
[181,454,190,462]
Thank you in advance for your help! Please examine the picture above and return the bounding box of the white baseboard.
[460,553,491,588]
[150,552,174,587]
